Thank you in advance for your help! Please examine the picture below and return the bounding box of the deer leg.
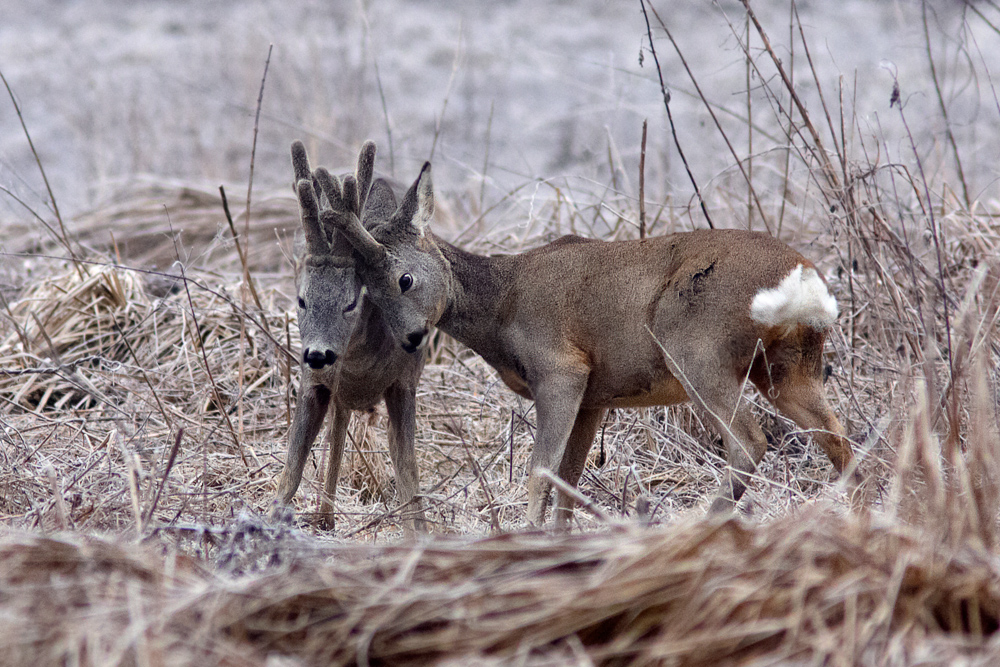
[384,383,426,535]
[655,340,767,514]
[273,382,331,508]
[318,403,350,530]
[553,407,606,529]
[526,370,590,527]
[675,361,766,514]
[705,400,769,514]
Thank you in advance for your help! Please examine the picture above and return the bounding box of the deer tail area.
[749,264,839,331]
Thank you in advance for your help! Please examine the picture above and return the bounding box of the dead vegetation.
[2,479,1000,666]
[2,0,1000,664]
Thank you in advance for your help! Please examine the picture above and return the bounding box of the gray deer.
[328,155,862,527]
[272,141,426,532]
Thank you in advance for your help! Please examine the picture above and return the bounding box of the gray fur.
[272,141,427,533]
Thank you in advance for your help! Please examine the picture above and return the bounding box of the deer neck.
[434,236,512,353]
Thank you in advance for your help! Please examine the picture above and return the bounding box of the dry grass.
[2,1,1000,664]
[2,481,1000,666]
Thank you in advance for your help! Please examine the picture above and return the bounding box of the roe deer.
[272,140,426,532]
[330,155,862,527]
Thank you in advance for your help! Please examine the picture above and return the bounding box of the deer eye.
[399,273,413,293]
[297,296,306,309]
[344,297,358,314]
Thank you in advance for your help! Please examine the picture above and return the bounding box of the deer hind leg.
[273,383,332,509]
[526,368,590,527]
[318,404,351,530]
[553,407,607,529]
[384,383,426,535]
[657,343,767,514]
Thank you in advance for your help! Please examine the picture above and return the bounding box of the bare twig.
[739,0,841,193]
[243,44,273,265]
[429,21,463,162]
[112,319,174,431]
[891,80,955,389]
[373,57,396,178]
[0,69,75,261]
[639,119,648,239]
[921,0,970,208]
[144,428,184,528]
[639,0,714,229]
[219,185,266,316]
[481,100,495,212]
[537,469,612,524]
[649,3,771,234]
[169,214,248,467]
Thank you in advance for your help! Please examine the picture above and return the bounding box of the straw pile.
[1,504,998,666]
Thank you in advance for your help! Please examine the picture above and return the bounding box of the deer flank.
[330,148,862,527]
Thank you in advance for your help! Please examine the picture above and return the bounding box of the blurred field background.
[1,0,999,664]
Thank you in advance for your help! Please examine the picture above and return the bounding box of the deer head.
[329,161,446,353]
[292,140,376,370]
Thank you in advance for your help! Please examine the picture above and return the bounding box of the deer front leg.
[526,370,590,527]
[384,382,426,535]
[318,403,351,530]
[273,381,332,508]
[553,407,606,529]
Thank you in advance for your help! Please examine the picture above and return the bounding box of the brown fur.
[333,156,861,527]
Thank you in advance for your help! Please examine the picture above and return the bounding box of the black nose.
[304,348,338,369]
[402,330,427,354]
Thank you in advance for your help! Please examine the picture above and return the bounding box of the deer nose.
[303,348,338,369]
[402,330,428,354]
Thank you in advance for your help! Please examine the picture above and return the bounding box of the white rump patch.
[750,264,839,330]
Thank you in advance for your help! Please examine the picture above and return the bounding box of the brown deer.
[272,141,426,532]
[330,154,861,527]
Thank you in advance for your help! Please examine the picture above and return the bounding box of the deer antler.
[311,169,387,266]
[291,140,312,186]
[320,206,386,266]
[296,178,329,256]
[355,140,376,211]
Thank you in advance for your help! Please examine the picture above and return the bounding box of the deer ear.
[415,162,434,228]
[361,178,398,226]
[391,162,434,234]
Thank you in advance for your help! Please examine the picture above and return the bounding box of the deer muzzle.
[303,348,338,369]
[402,329,429,354]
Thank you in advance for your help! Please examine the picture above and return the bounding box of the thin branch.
[144,428,184,528]
[639,118,648,239]
[922,0,971,208]
[640,0,714,229]
[1,69,81,267]
[429,21,463,163]
[649,2,770,233]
